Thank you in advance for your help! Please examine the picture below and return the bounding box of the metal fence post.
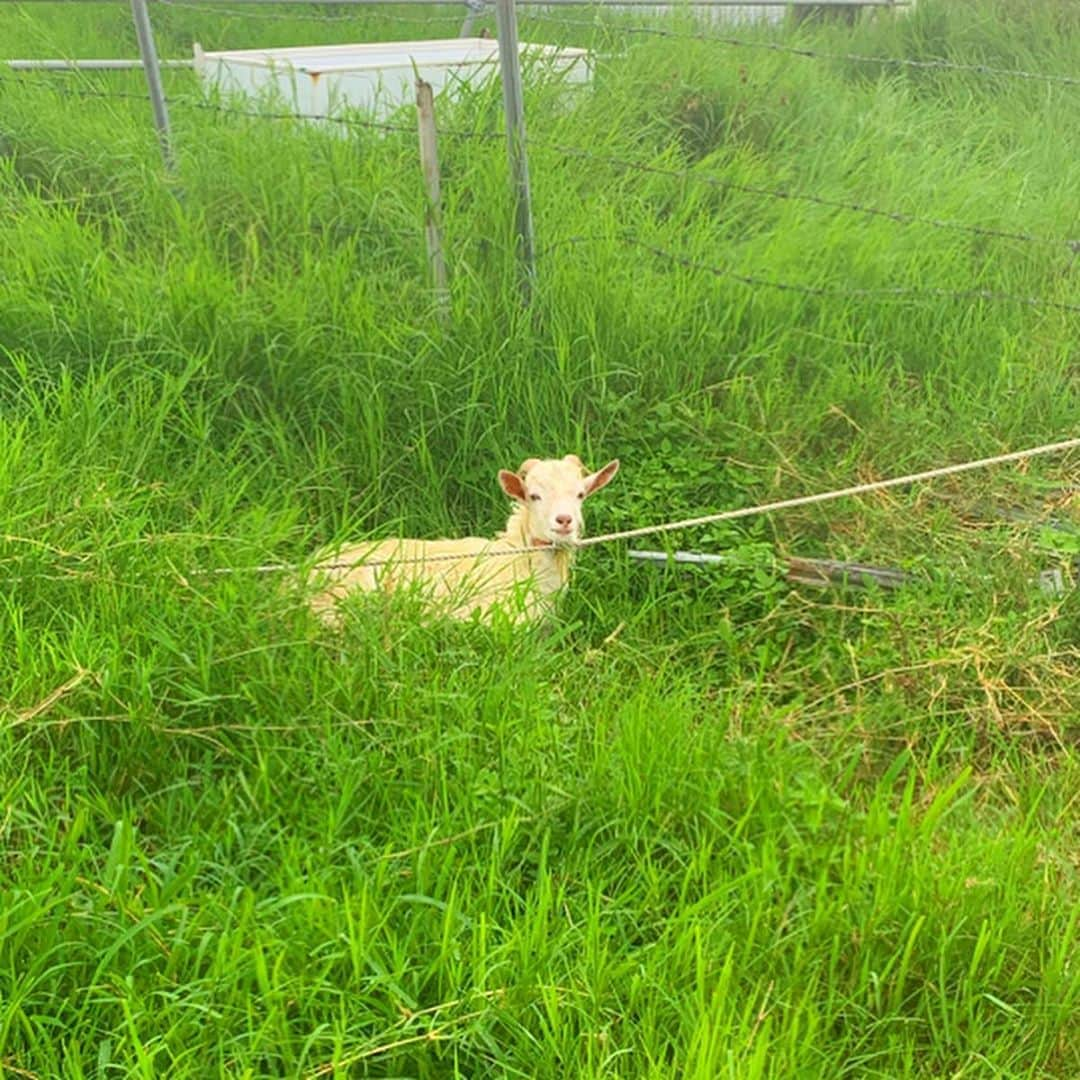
[459,0,487,37]
[494,0,536,301]
[130,0,175,172]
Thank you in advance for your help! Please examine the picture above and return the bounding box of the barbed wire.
[0,73,503,139]
[171,91,507,142]
[5,75,1078,313]
[530,142,1080,252]
[609,234,1080,313]
[535,230,1080,312]
[160,0,473,25]
[15,0,1077,87]
[7,72,1077,252]
[516,13,1080,88]
[182,101,1079,256]
[0,75,160,104]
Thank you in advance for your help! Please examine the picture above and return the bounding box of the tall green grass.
[0,1,1078,1076]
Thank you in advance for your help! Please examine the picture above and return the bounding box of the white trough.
[193,38,591,124]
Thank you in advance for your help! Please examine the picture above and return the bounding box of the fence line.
[40,3,1078,89]
[6,78,1080,306]
[533,144,1080,251]
[7,73,1076,253]
[0,77,163,104]
[614,235,1080,313]
[160,0,477,24]
[5,64,1079,313]
[0,73,500,139]
[12,1,1077,89]
[5,59,194,70]
[521,15,1080,88]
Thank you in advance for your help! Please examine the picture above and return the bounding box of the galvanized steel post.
[459,0,487,38]
[130,0,175,172]
[494,0,536,301]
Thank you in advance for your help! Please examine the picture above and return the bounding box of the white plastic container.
[193,38,591,123]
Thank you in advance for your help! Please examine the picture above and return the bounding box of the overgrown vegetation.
[1,1,1077,1076]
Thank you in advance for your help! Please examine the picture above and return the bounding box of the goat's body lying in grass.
[306,455,619,625]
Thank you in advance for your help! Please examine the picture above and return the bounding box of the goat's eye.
[529,493,541,502]
[577,492,585,499]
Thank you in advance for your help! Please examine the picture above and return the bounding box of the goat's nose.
[555,514,573,527]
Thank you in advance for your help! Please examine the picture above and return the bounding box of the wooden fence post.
[416,79,450,320]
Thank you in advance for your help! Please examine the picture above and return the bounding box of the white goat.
[305,454,620,625]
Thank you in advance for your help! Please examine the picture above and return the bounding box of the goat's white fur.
[305,454,619,625]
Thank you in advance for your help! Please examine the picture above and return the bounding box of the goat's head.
[498,454,620,547]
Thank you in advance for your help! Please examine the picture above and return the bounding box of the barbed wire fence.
[4,73,1078,257]
[6,72,1080,318]
[5,29,1080,316]
[5,0,1080,305]
[5,2,1080,237]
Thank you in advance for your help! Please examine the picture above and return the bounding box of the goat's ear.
[584,459,620,496]
[498,469,527,502]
